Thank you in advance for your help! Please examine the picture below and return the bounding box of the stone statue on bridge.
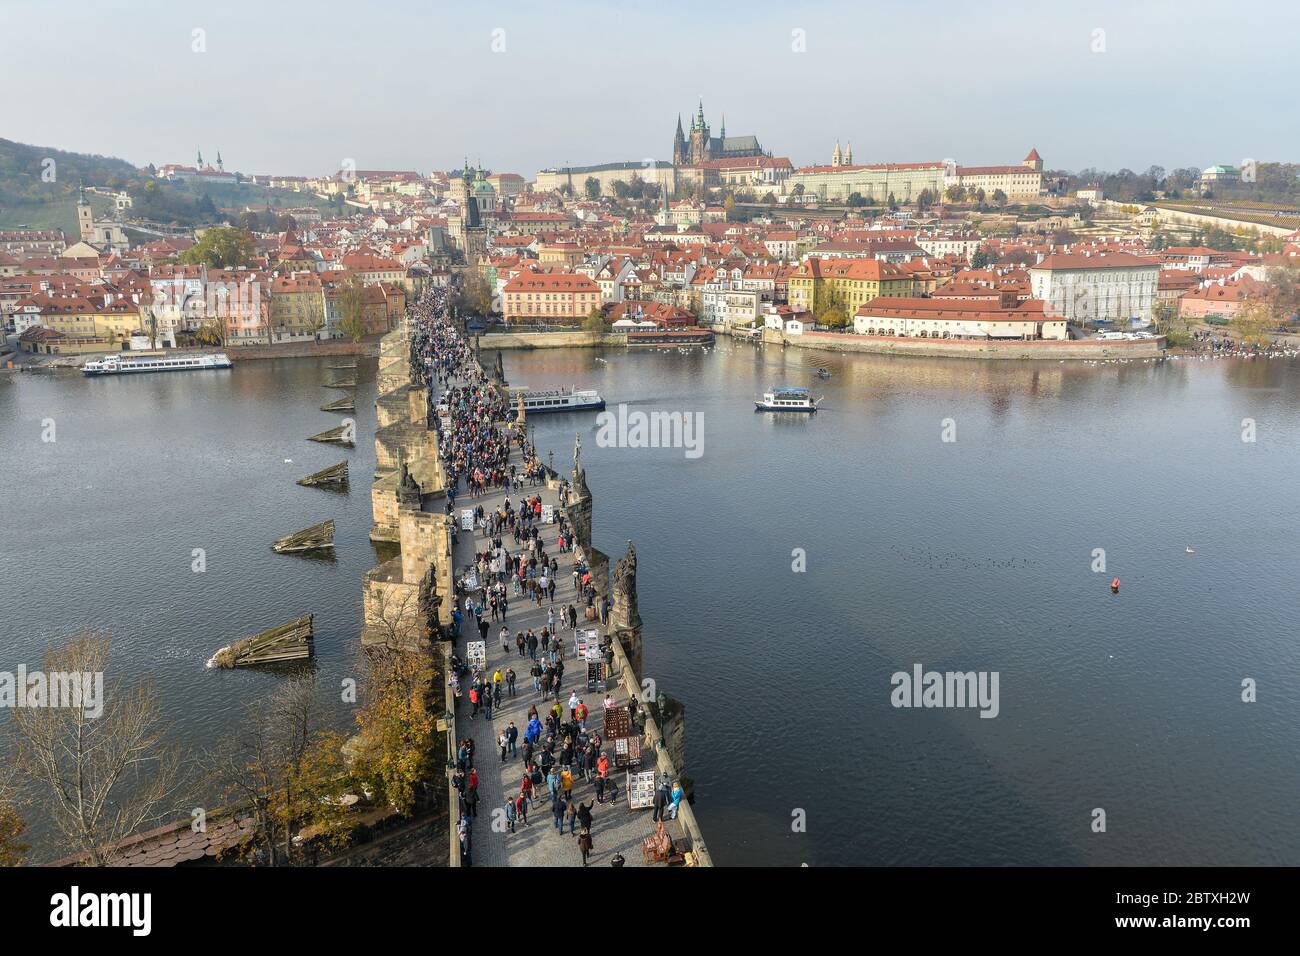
[571,432,590,500]
[611,540,643,673]
[612,540,641,630]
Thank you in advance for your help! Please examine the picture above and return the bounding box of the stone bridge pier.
[362,321,455,649]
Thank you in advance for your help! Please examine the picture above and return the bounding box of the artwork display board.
[575,627,600,660]
[627,770,655,809]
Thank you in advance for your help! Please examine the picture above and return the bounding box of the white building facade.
[1028,252,1160,325]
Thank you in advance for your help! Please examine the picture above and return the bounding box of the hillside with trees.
[1060,163,1300,203]
[0,138,138,231]
[0,138,338,233]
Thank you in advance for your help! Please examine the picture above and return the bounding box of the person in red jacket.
[574,699,589,730]
[595,753,610,803]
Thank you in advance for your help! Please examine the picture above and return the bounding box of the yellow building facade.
[788,258,916,317]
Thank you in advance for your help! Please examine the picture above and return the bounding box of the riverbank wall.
[476,325,1165,361]
[228,339,381,361]
[748,326,1166,360]
[11,338,381,369]
[475,330,622,350]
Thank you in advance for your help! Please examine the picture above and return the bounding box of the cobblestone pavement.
[442,384,683,867]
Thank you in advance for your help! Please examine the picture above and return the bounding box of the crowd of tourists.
[407,285,689,867]
[410,286,615,865]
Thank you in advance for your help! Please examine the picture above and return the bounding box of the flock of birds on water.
[1059,346,1300,366]
[888,544,1042,573]
[888,543,1198,573]
[1168,345,1300,360]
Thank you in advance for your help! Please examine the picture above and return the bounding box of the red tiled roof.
[1031,252,1156,271]
[794,162,945,175]
[793,258,909,281]
[502,272,599,293]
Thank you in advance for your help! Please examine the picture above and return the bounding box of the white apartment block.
[1028,252,1160,324]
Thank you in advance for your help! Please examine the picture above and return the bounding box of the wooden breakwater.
[308,425,355,446]
[272,519,335,553]
[321,394,356,411]
[297,461,349,489]
[209,614,314,668]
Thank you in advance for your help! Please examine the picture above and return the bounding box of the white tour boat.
[755,386,820,413]
[82,353,233,376]
[517,386,606,414]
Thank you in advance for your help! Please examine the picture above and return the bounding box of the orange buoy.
[1110,577,1120,593]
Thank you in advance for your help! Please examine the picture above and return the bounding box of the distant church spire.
[216,150,223,171]
[832,141,842,167]
[845,142,852,165]
[197,147,203,167]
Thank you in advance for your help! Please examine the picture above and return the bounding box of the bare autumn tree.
[1230,298,1273,347]
[364,584,423,651]
[10,632,187,865]
[0,767,28,867]
[1265,261,1300,322]
[338,277,368,342]
[199,673,350,866]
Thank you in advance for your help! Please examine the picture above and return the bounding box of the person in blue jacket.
[526,715,544,744]
[668,782,684,820]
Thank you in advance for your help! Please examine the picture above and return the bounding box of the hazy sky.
[3,0,1296,178]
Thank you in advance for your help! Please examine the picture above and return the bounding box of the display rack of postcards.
[604,704,630,739]
[574,626,600,660]
[613,733,642,770]
[627,770,655,810]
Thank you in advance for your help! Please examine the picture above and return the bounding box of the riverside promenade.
[438,374,687,867]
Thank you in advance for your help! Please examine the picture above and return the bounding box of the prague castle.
[535,103,784,198]
[672,101,765,166]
